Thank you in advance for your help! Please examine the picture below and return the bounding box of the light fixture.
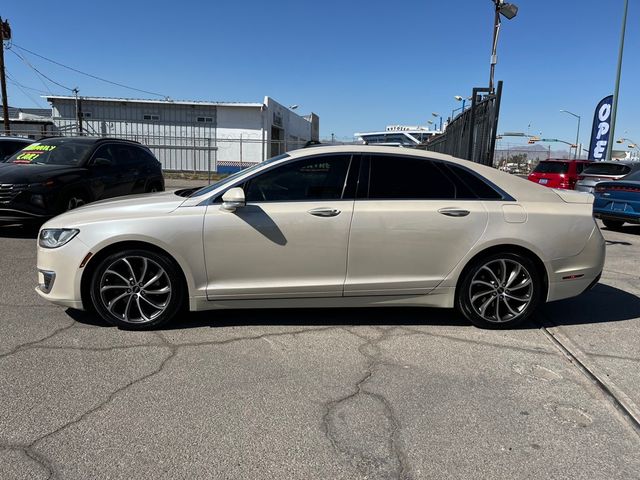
[498,2,518,20]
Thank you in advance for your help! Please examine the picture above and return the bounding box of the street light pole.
[605,0,629,161]
[560,110,581,159]
[488,1,518,93]
[489,5,501,93]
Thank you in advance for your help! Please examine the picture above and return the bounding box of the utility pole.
[0,17,11,135]
[73,87,83,135]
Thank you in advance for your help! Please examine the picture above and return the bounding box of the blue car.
[593,168,640,229]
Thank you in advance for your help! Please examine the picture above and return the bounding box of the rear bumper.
[546,225,606,302]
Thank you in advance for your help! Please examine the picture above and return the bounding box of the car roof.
[586,160,640,166]
[0,136,33,142]
[35,136,142,146]
[284,145,561,203]
[539,158,591,163]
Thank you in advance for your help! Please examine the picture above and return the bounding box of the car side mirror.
[93,157,113,167]
[221,187,246,211]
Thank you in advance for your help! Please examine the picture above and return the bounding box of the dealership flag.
[588,95,613,161]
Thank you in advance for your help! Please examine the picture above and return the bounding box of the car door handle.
[308,207,341,217]
[438,208,470,217]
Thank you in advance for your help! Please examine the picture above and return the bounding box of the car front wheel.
[89,249,185,329]
[456,252,543,329]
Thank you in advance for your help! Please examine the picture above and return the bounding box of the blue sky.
[2,0,638,149]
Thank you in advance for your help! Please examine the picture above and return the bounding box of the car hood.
[0,163,83,184]
[43,190,189,228]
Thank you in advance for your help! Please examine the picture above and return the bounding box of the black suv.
[0,137,164,224]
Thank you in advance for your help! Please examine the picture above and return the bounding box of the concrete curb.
[540,319,640,438]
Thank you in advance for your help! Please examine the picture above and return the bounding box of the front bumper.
[35,234,90,309]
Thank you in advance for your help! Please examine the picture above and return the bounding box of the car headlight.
[38,229,79,248]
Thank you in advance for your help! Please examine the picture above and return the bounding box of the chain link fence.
[3,129,310,175]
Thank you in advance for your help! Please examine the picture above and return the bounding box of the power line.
[5,71,49,94]
[8,48,71,92]
[6,76,46,108]
[11,43,168,99]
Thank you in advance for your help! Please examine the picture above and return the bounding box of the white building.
[45,95,319,173]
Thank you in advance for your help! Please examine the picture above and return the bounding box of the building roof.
[44,95,263,108]
[6,106,53,119]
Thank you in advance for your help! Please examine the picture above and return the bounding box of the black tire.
[456,252,543,329]
[61,191,88,213]
[89,249,185,330]
[602,219,624,230]
[146,182,163,193]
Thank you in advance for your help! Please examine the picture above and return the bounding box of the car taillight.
[595,186,606,193]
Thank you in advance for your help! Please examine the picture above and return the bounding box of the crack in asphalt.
[0,445,54,480]
[322,327,411,480]
[0,321,76,361]
[397,325,556,357]
[2,325,347,478]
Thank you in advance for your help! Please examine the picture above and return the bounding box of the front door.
[203,153,358,299]
[345,154,489,296]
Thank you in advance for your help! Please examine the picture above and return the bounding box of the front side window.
[91,144,116,165]
[244,155,351,202]
[367,155,456,199]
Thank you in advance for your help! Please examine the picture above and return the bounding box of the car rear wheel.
[89,249,185,329]
[456,252,543,329]
[146,182,162,193]
[602,219,624,230]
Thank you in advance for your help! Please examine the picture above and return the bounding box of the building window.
[81,111,92,118]
[143,114,160,121]
[196,116,213,123]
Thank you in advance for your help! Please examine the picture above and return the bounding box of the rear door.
[344,154,490,296]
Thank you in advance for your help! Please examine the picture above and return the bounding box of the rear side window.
[367,155,456,199]
[583,163,632,176]
[533,161,569,174]
[137,148,158,164]
[444,164,503,199]
[113,145,138,166]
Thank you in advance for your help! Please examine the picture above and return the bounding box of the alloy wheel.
[468,258,533,323]
[99,256,172,324]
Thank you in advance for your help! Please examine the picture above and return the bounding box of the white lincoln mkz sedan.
[36,146,605,330]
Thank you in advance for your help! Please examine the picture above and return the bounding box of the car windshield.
[6,139,93,166]
[582,163,632,176]
[188,153,290,197]
[533,161,569,174]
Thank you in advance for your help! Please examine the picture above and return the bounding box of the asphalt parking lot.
[1,213,639,479]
